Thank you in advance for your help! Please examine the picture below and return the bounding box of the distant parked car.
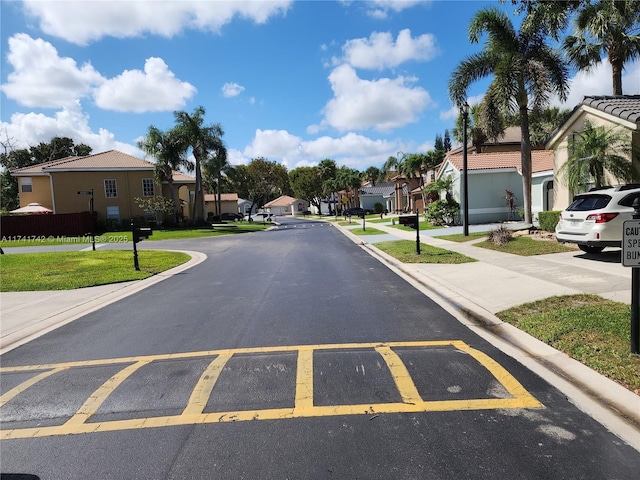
[555,184,640,254]
[220,212,243,221]
[245,212,274,222]
[345,207,368,217]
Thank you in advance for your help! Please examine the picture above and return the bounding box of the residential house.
[438,150,554,224]
[546,95,640,210]
[359,183,395,213]
[204,193,240,219]
[263,195,309,216]
[10,150,195,223]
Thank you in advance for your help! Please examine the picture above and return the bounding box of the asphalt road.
[1,217,639,479]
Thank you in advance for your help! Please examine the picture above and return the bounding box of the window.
[20,177,32,193]
[142,178,154,197]
[106,206,120,222]
[104,179,117,198]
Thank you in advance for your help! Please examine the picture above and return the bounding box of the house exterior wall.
[205,200,238,218]
[50,170,155,220]
[467,170,523,223]
[360,194,385,212]
[552,110,640,211]
[17,176,52,209]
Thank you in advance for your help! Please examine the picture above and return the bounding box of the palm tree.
[173,106,224,223]
[202,144,230,219]
[564,0,640,95]
[382,155,399,182]
[362,166,382,186]
[137,125,192,222]
[558,120,640,192]
[449,6,569,224]
[318,158,337,214]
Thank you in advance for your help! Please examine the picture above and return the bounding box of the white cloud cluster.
[222,82,246,98]
[22,0,293,45]
[339,29,438,70]
[322,65,432,132]
[1,34,195,112]
[362,0,427,19]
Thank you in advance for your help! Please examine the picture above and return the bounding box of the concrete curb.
[0,250,207,354]
[330,221,640,448]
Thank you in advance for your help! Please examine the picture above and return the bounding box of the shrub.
[425,199,459,226]
[374,202,384,214]
[488,225,513,246]
[538,210,561,232]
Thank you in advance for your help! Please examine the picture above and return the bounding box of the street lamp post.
[462,102,469,237]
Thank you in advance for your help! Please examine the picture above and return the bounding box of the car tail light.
[586,212,619,223]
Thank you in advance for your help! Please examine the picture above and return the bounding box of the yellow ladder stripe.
[183,354,232,416]
[376,346,423,404]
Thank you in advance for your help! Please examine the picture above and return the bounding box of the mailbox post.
[77,189,95,251]
[399,211,420,254]
[622,198,640,354]
[131,221,153,271]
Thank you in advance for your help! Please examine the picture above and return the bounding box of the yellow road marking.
[0,340,543,440]
[376,346,422,404]
[65,360,150,426]
[0,367,68,408]
[294,348,314,412]
[183,354,231,416]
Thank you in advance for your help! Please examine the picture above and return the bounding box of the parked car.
[220,212,243,221]
[345,207,368,217]
[555,185,640,254]
[245,212,274,222]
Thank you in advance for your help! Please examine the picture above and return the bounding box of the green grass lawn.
[0,250,190,291]
[373,240,476,264]
[435,231,490,242]
[389,220,439,232]
[475,236,576,255]
[348,227,385,235]
[0,224,269,247]
[496,295,640,394]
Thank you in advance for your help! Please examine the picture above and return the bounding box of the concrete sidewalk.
[1,222,638,448]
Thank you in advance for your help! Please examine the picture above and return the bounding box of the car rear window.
[567,194,611,211]
[618,192,640,207]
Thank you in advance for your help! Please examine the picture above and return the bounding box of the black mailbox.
[133,227,153,243]
[399,215,418,229]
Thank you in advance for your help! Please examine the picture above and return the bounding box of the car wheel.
[578,245,605,254]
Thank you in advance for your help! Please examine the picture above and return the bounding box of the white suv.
[555,185,640,254]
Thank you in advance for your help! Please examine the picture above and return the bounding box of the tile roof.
[582,95,640,123]
[264,195,299,207]
[359,183,395,196]
[12,150,155,174]
[204,193,238,202]
[445,150,554,174]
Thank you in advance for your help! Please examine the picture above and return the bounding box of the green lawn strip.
[496,294,639,393]
[0,224,269,247]
[0,251,190,291]
[373,240,476,264]
[389,221,439,232]
[367,217,394,224]
[348,227,385,235]
[475,236,576,255]
[435,231,490,242]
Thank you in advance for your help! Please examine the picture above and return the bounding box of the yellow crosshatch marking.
[0,341,542,439]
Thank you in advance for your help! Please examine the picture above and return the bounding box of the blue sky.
[1,0,639,172]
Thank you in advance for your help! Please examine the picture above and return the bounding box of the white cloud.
[321,64,432,132]
[22,0,293,45]
[0,34,103,108]
[222,82,245,98]
[94,57,196,112]
[0,102,140,156]
[241,128,397,170]
[357,0,427,19]
[339,29,438,70]
[553,60,640,108]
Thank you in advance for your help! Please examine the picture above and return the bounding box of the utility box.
[133,227,153,243]
[399,215,418,230]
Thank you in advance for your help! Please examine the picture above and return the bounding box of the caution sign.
[622,220,640,267]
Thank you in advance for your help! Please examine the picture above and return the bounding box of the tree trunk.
[610,57,623,95]
[520,105,533,225]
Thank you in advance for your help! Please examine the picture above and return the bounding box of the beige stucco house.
[263,195,309,216]
[11,150,195,223]
[546,95,640,210]
[204,193,240,219]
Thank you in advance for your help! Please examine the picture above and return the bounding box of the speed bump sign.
[622,220,640,267]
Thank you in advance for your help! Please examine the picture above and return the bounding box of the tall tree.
[449,6,569,224]
[564,0,640,95]
[202,144,230,218]
[558,119,640,191]
[137,126,192,222]
[289,166,324,214]
[443,130,452,152]
[173,106,224,223]
[362,166,382,186]
[245,157,290,213]
[318,158,337,214]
